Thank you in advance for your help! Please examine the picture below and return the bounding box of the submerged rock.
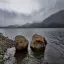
[15,35,28,51]
[30,34,47,51]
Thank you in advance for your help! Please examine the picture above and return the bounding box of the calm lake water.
[0,28,64,64]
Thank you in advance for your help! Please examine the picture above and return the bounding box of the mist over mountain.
[21,10,64,28]
[0,0,64,27]
[0,9,64,28]
[0,9,31,26]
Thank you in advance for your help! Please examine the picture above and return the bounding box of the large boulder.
[15,35,28,51]
[30,34,47,51]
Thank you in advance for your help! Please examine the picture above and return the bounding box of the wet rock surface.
[15,35,28,51]
[0,33,16,64]
[0,42,4,64]
[0,33,45,64]
[1,28,64,64]
[30,34,47,51]
[4,47,16,64]
[0,33,15,52]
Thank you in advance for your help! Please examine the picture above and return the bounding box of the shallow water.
[0,28,64,64]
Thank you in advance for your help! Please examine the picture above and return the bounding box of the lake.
[0,28,64,64]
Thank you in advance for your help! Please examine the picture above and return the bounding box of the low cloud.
[0,0,64,26]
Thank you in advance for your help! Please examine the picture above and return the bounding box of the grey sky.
[0,0,64,26]
[0,0,40,14]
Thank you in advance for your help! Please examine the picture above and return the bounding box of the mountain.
[47,23,64,28]
[1,10,64,28]
[21,10,64,28]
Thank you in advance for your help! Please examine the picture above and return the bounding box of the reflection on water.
[0,28,64,64]
[28,50,44,64]
[15,50,28,64]
[43,31,64,64]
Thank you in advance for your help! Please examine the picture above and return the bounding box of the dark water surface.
[0,28,64,64]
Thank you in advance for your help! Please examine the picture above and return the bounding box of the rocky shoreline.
[0,33,15,52]
[0,33,47,64]
[0,33,16,64]
[0,42,4,64]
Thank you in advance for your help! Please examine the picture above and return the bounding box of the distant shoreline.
[0,27,64,28]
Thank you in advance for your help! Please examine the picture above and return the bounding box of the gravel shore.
[0,33,15,64]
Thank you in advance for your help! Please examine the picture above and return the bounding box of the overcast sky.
[0,0,41,14]
[0,0,64,26]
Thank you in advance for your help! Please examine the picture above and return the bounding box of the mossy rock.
[0,51,4,64]
[0,60,3,64]
[0,43,4,64]
[15,35,28,51]
[15,35,26,43]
